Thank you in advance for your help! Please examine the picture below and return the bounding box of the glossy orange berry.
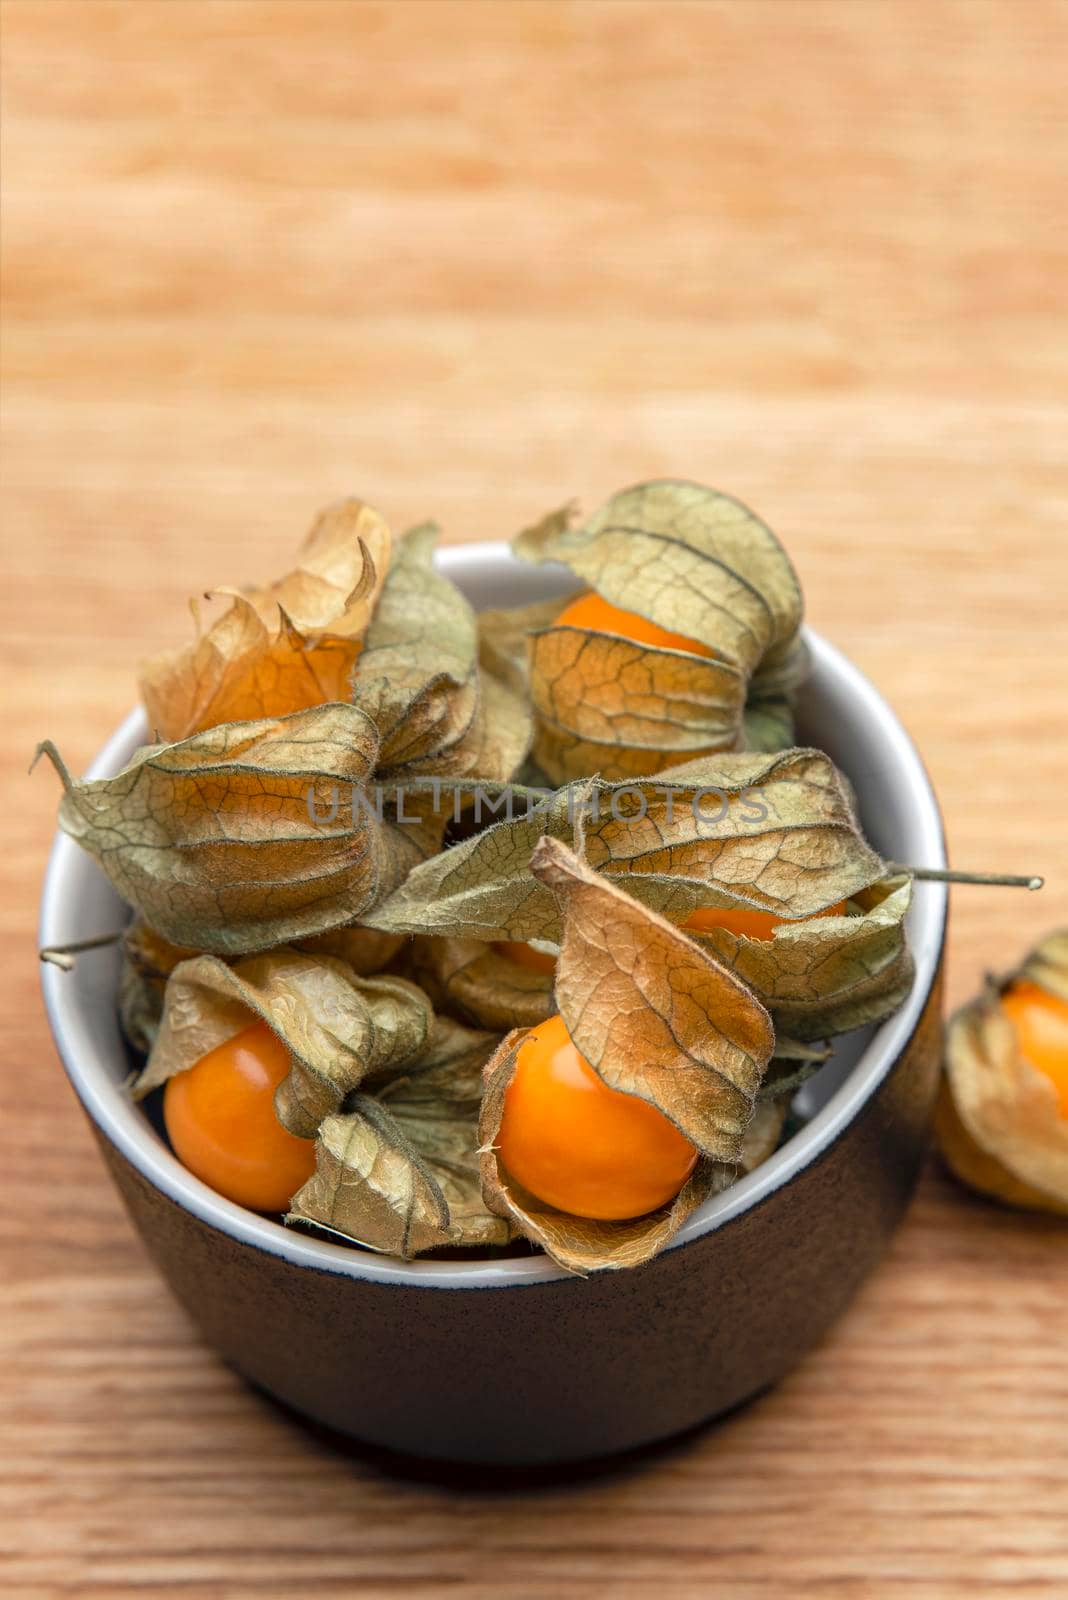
[555,592,717,659]
[163,1020,317,1212]
[496,1014,698,1220]
[493,940,558,976]
[1000,981,1068,1118]
[683,901,846,940]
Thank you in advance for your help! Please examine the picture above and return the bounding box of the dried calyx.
[938,930,1068,1215]
[364,748,914,1044]
[478,839,776,1273]
[511,482,806,779]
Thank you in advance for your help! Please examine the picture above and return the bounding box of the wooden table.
[2,3,1066,1595]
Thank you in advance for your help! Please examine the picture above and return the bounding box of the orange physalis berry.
[163,1020,317,1212]
[493,940,558,976]
[555,592,718,660]
[496,1014,698,1221]
[683,902,847,941]
[999,980,1068,1118]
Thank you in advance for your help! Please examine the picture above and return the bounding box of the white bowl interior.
[39,543,947,1288]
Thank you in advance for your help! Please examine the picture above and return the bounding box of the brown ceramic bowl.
[40,543,947,1465]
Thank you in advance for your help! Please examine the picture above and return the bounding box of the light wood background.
[2,3,1066,1596]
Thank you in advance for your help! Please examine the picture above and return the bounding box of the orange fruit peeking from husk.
[496,1014,699,1221]
[164,1020,317,1213]
[937,930,1068,1216]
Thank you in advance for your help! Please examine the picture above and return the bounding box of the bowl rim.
[39,539,948,1290]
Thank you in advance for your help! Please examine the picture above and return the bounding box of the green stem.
[889,865,1043,891]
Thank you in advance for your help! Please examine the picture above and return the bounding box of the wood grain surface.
[2,2,1066,1596]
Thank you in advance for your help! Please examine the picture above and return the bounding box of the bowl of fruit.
[39,483,948,1464]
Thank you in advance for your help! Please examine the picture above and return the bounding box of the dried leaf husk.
[119,921,202,1054]
[40,704,422,956]
[402,936,555,1032]
[511,482,805,781]
[362,780,586,944]
[350,523,480,776]
[140,499,391,741]
[366,747,886,938]
[289,1016,514,1255]
[738,1100,789,1172]
[392,663,533,793]
[365,749,905,1043]
[1019,930,1068,1005]
[477,840,775,1273]
[939,930,1068,1215]
[457,633,536,785]
[685,876,914,1041]
[527,624,746,783]
[294,925,406,976]
[513,482,804,680]
[743,693,796,754]
[478,595,577,697]
[119,922,409,1056]
[134,946,433,1141]
[533,838,775,1156]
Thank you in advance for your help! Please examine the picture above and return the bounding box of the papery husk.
[743,694,796,754]
[478,595,577,696]
[533,838,775,1155]
[294,925,406,976]
[1019,930,1068,1005]
[514,483,804,680]
[363,779,586,944]
[939,931,1068,1215]
[366,748,884,933]
[119,921,202,1054]
[527,624,746,782]
[685,877,915,1041]
[392,661,533,791]
[512,482,805,782]
[134,947,433,1140]
[140,499,391,741]
[738,1100,789,1172]
[477,839,775,1274]
[350,522,479,776]
[403,936,555,1032]
[366,749,906,1042]
[456,599,545,784]
[38,704,421,956]
[288,1016,514,1255]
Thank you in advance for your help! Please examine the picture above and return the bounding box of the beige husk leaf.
[514,483,804,680]
[738,1100,789,1171]
[685,876,914,1041]
[511,482,806,780]
[133,947,433,1139]
[436,609,539,784]
[402,936,555,1032]
[366,750,881,936]
[478,594,579,693]
[365,749,908,1039]
[349,526,533,788]
[527,625,747,782]
[478,839,775,1273]
[140,499,391,741]
[37,704,422,956]
[289,1016,514,1255]
[743,695,796,754]
[119,921,203,1054]
[938,930,1068,1215]
[294,925,406,975]
[350,522,480,776]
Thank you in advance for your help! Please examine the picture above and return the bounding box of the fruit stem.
[888,865,1044,890]
[39,932,123,970]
